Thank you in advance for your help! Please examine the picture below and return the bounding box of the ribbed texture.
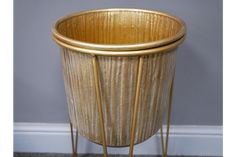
[61,49,176,146]
[57,11,181,45]
[57,9,179,146]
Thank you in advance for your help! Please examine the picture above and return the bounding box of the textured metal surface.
[61,50,176,146]
[52,8,185,147]
[52,8,186,55]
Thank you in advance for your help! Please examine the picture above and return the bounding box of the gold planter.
[52,8,186,156]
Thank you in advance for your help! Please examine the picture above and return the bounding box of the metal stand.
[160,74,174,157]
[69,55,175,157]
[70,122,78,157]
[129,56,144,157]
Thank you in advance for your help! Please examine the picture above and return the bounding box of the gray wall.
[14,0,222,125]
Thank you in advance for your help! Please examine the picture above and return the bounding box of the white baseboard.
[14,123,222,156]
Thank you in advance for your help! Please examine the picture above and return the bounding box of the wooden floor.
[14,153,221,157]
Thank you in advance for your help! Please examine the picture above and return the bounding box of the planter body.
[52,9,186,147]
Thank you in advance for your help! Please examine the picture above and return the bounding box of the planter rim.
[52,34,185,56]
[52,8,186,55]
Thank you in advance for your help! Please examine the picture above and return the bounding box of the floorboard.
[14,153,221,157]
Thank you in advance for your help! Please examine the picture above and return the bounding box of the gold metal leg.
[129,56,144,157]
[160,73,175,157]
[92,56,108,157]
[70,122,78,157]
[160,126,165,157]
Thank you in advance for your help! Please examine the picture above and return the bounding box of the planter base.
[69,69,174,157]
